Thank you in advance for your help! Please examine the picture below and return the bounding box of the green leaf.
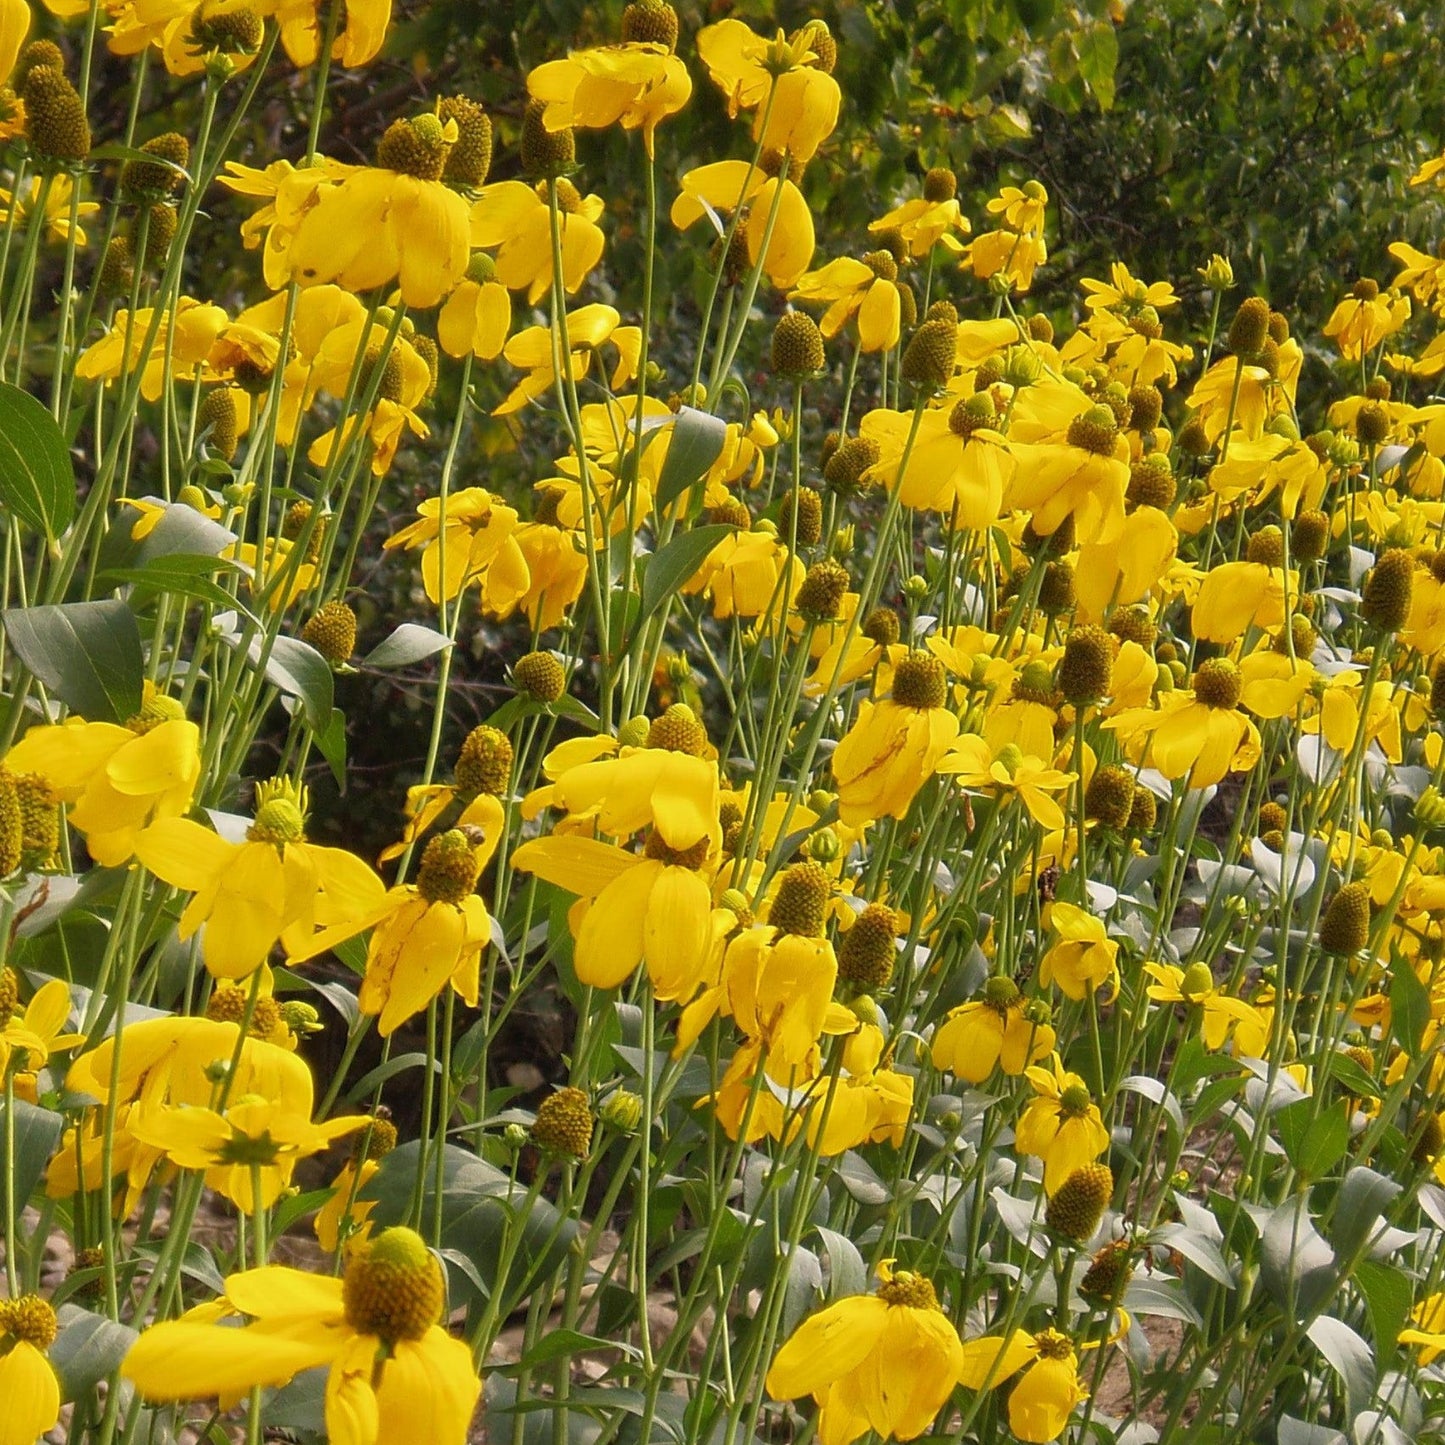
[1275,1098,1349,1178]
[1306,1315,1375,1419]
[0,1098,64,1209]
[313,706,348,789]
[244,632,333,731]
[0,381,75,543]
[1075,20,1118,110]
[1354,1258,1412,1362]
[814,1225,868,1298]
[49,1306,138,1400]
[514,1329,640,1370]
[3,600,144,722]
[363,622,453,669]
[89,141,193,185]
[1329,1166,1401,1263]
[655,407,728,511]
[130,500,237,563]
[1260,1198,1335,1319]
[100,556,249,617]
[637,524,731,631]
[1390,956,1431,1055]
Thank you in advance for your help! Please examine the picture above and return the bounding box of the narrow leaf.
[0,380,75,542]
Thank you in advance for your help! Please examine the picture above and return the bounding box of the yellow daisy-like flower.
[957,1328,1089,1443]
[935,736,1075,833]
[832,655,960,826]
[492,303,641,417]
[527,38,692,158]
[133,780,385,980]
[4,690,201,867]
[287,114,471,309]
[0,1294,63,1445]
[123,1230,480,1445]
[695,19,841,163]
[1016,1055,1110,1193]
[1401,1292,1445,1364]
[1322,281,1410,361]
[1144,962,1257,1051]
[0,977,82,1088]
[861,400,1013,528]
[218,157,356,290]
[1009,406,1129,547]
[74,297,229,403]
[1081,261,1179,315]
[766,1262,963,1445]
[931,977,1055,1083]
[791,253,903,353]
[682,523,803,620]
[471,177,606,305]
[129,1079,368,1211]
[274,0,391,68]
[383,486,527,606]
[511,832,723,1002]
[1037,902,1119,1002]
[671,159,815,289]
[0,174,99,244]
[289,828,492,1037]
[438,256,511,361]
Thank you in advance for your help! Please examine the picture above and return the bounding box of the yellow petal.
[766,1295,890,1400]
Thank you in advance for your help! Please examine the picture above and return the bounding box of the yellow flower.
[935,735,1074,832]
[0,1294,62,1445]
[766,1262,962,1445]
[695,19,841,162]
[129,1081,368,1211]
[931,978,1055,1083]
[1037,902,1119,1001]
[1322,282,1410,361]
[511,511,591,632]
[493,303,641,416]
[133,782,385,979]
[289,829,493,1037]
[959,227,1048,292]
[861,401,1013,527]
[123,1231,480,1445]
[522,736,720,853]
[791,254,903,353]
[74,297,229,402]
[218,157,356,290]
[527,39,691,158]
[511,832,723,1002]
[833,655,960,826]
[305,317,435,475]
[437,260,512,360]
[671,159,814,288]
[315,1157,382,1254]
[1073,505,1176,624]
[1016,1055,1110,1193]
[287,115,472,309]
[471,177,606,305]
[957,1328,1088,1443]
[679,922,846,1070]
[4,693,201,867]
[274,0,391,68]
[1082,261,1179,315]
[0,978,82,1087]
[1144,962,1257,1050]
[869,189,968,260]
[0,174,99,244]
[1009,409,1130,547]
[681,523,803,620]
[0,0,29,82]
[1401,1292,1445,1364]
[384,486,527,605]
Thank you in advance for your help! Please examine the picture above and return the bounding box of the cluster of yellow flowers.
[8,2,1445,1444]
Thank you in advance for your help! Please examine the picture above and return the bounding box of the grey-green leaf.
[656,406,728,511]
[0,381,75,542]
[4,600,145,722]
